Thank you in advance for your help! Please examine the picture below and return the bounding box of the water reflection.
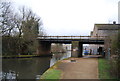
[2,51,71,79]
[50,51,71,67]
[2,57,51,79]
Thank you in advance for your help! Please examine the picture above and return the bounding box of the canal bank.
[2,54,52,59]
[40,55,99,79]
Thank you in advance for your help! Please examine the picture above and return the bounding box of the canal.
[2,51,71,79]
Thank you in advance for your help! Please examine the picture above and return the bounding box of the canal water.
[2,51,71,79]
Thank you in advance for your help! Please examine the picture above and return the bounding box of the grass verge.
[98,58,112,79]
[40,61,62,80]
[40,69,61,79]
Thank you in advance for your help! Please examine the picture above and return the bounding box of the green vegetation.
[40,61,62,80]
[98,58,115,79]
[109,29,120,78]
[1,54,52,58]
[40,69,61,79]
[104,29,120,78]
[62,57,71,60]
[2,55,38,58]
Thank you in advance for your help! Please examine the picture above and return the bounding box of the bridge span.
[37,36,105,44]
[37,36,106,57]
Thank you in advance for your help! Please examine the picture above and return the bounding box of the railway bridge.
[37,36,106,57]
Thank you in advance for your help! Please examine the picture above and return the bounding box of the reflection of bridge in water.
[37,36,106,57]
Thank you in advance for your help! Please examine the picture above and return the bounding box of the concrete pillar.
[71,41,83,57]
[37,41,51,56]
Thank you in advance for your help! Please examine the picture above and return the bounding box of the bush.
[109,29,120,79]
[2,36,38,56]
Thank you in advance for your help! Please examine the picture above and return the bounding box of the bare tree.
[1,1,45,55]
[18,7,44,54]
[0,2,16,36]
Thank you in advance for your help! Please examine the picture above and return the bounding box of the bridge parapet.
[37,36,107,40]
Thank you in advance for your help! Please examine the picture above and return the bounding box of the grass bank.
[40,61,62,79]
[98,58,115,79]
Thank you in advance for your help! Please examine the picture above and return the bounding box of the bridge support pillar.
[71,41,83,57]
[78,43,83,57]
[37,41,51,56]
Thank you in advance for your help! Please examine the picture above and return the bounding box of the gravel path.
[58,56,99,79]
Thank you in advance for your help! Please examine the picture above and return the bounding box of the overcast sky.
[10,0,120,36]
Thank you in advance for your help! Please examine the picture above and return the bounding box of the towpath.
[58,55,99,79]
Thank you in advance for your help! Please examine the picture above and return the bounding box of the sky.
[7,0,120,36]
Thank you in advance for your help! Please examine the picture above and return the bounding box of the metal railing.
[37,36,107,40]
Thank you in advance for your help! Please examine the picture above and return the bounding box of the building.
[91,22,119,37]
[90,22,120,56]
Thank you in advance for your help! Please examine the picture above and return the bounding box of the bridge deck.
[37,36,106,44]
